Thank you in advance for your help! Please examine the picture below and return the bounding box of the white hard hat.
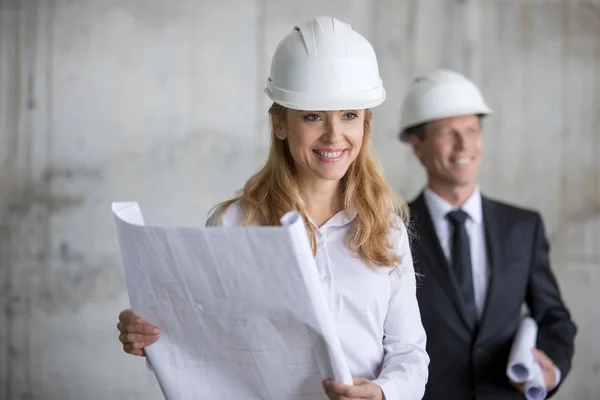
[398,69,492,142]
[265,16,386,111]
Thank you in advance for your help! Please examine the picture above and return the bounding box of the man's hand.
[322,377,384,400]
[512,348,558,394]
[533,348,558,390]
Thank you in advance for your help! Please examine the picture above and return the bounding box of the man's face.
[410,114,483,188]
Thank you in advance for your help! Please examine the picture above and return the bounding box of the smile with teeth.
[315,150,344,158]
[452,157,472,165]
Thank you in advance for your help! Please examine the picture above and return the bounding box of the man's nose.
[453,130,468,150]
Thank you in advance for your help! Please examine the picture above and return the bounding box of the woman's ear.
[274,128,287,141]
[271,109,288,141]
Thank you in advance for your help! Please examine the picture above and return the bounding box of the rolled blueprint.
[507,317,538,383]
[506,317,547,400]
[525,361,547,400]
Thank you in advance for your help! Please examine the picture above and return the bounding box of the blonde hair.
[212,103,409,268]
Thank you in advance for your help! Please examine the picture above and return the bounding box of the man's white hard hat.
[398,69,492,142]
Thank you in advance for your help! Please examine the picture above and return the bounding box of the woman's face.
[277,109,365,184]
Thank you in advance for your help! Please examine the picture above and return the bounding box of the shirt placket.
[315,228,335,315]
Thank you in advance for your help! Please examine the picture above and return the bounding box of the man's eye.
[304,114,320,121]
[343,112,358,121]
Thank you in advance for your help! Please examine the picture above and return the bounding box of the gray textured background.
[1,0,599,399]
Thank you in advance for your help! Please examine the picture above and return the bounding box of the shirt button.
[322,275,331,282]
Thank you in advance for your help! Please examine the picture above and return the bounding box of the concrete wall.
[1,0,598,399]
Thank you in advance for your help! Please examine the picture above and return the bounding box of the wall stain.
[3,160,104,398]
[2,0,24,397]
[5,197,125,318]
[36,254,125,315]
[7,189,83,216]
[42,167,102,182]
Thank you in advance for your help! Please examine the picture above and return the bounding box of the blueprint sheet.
[112,202,351,400]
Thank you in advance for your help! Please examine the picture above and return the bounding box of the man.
[398,69,576,399]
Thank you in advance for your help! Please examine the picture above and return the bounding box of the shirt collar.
[423,186,483,224]
[307,208,357,230]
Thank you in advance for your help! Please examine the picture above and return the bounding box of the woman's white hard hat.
[265,16,386,111]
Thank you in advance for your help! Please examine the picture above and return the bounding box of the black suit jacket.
[408,192,576,400]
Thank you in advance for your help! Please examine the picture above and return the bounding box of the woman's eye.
[304,114,321,122]
[343,112,358,121]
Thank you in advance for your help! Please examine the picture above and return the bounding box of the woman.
[117,16,429,399]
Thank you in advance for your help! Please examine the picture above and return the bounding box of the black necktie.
[446,210,477,326]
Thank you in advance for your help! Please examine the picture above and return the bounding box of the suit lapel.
[411,193,476,332]
[475,198,507,342]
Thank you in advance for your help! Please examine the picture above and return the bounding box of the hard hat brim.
[398,108,493,143]
[265,85,386,111]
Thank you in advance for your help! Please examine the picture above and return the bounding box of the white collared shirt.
[423,187,489,318]
[210,201,429,400]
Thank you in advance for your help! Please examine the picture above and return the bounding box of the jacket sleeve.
[526,213,577,397]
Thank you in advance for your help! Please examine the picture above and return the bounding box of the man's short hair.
[404,114,485,141]
[404,123,427,141]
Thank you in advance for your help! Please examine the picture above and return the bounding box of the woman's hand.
[322,377,384,400]
[117,308,160,356]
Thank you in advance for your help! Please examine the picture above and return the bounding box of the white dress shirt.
[423,187,561,390]
[209,201,430,400]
